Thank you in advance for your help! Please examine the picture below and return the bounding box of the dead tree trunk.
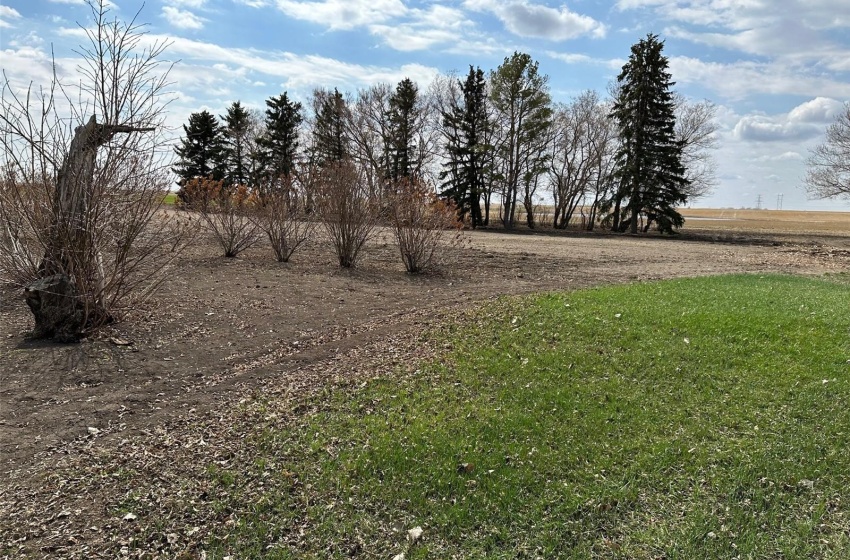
[26,115,154,341]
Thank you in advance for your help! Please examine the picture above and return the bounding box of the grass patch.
[206,274,850,559]
[161,192,178,205]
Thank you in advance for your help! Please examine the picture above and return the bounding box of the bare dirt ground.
[1,221,849,557]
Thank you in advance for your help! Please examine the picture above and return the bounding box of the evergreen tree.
[489,52,552,229]
[312,88,349,166]
[440,66,490,228]
[172,110,227,187]
[259,92,303,187]
[220,101,253,187]
[610,34,689,234]
[388,78,421,181]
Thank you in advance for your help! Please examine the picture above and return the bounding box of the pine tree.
[220,101,253,187]
[440,66,490,228]
[489,52,552,229]
[259,93,303,189]
[610,34,689,234]
[388,78,420,181]
[172,110,227,187]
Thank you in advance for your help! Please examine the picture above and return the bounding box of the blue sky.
[2,0,849,210]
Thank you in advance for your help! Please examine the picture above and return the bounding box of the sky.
[1,0,849,211]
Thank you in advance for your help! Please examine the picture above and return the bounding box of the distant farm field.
[680,208,850,235]
[505,206,850,236]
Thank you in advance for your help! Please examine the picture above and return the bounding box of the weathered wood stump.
[24,274,85,342]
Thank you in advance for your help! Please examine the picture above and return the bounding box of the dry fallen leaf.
[407,526,423,543]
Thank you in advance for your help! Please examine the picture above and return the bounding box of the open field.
[1,215,849,557]
[506,206,850,237]
[680,208,850,235]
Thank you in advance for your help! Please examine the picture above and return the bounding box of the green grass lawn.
[205,274,850,559]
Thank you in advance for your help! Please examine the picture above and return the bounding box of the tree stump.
[24,274,85,342]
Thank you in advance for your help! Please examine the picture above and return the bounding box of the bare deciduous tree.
[674,94,719,202]
[806,102,850,200]
[0,0,191,341]
[347,83,393,198]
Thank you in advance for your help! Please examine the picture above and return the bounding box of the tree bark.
[28,115,154,340]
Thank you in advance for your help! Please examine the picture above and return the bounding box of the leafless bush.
[314,160,380,268]
[0,1,193,339]
[0,175,52,289]
[182,178,262,258]
[253,175,315,262]
[389,178,464,274]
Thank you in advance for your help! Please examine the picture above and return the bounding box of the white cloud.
[162,6,205,30]
[547,51,625,70]
[749,151,804,162]
[367,4,502,55]
[619,1,850,97]
[465,0,606,40]
[102,31,441,93]
[548,52,593,64]
[669,56,850,101]
[168,0,208,8]
[371,24,459,52]
[617,1,850,30]
[731,98,845,143]
[0,6,22,19]
[275,0,407,30]
[47,0,86,4]
[733,115,821,143]
[787,97,845,123]
[0,5,22,28]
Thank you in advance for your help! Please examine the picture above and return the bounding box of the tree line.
[174,35,719,234]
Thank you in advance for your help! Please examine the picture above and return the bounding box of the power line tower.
[776,193,783,210]
[756,194,762,210]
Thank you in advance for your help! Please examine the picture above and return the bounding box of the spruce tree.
[312,88,349,166]
[610,34,689,234]
[388,78,420,181]
[259,93,303,188]
[172,110,227,186]
[220,101,253,187]
[440,66,490,228]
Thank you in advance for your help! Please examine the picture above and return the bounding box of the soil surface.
[1,225,849,557]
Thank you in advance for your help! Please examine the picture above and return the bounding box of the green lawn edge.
[201,273,850,559]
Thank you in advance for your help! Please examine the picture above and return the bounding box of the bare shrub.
[0,176,53,289]
[314,160,380,268]
[389,178,464,274]
[182,178,262,258]
[253,175,315,262]
[0,1,193,339]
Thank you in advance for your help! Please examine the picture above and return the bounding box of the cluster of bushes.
[178,164,463,274]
